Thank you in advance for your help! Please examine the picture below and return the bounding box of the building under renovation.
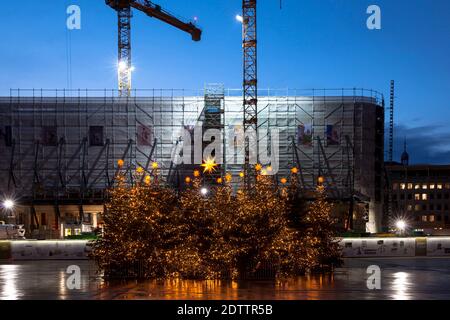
[0,87,384,238]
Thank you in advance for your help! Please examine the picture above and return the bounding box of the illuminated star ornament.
[201,157,218,173]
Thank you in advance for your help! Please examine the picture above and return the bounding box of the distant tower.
[401,138,409,166]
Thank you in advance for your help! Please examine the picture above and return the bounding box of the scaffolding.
[0,88,384,231]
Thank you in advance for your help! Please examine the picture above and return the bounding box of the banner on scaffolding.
[89,126,104,146]
[137,124,153,147]
[41,126,58,146]
[326,124,340,145]
[297,124,313,147]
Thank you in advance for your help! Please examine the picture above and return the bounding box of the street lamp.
[396,220,407,234]
[200,187,208,196]
[2,199,14,210]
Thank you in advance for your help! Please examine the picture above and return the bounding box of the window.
[422,215,427,222]
[422,184,428,190]
[414,194,420,200]
[408,194,412,200]
[407,204,412,211]
[83,213,92,224]
[400,183,406,190]
[430,194,435,200]
[437,215,442,222]
[407,183,413,190]
[429,215,435,222]
[64,228,72,237]
[393,194,397,200]
[445,193,449,199]
[89,126,104,146]
[429,204,434,210]
[437,184,443,190]
[4,126,12,146]
[415,204,421,211]
[445,215,449,222]
[393,183,399,190]
[422,194,428,200]
[400,194,405,200]
[430,184,435,190]
[437,204,442,211]
[445,184,450,190]
[422,204,427,210]
[415,184,420,190]
[437,194,442,200]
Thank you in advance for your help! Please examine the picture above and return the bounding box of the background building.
[0,88,384,237]
[386,154,450,235]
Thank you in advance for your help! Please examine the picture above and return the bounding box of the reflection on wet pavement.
[1,258,450,300]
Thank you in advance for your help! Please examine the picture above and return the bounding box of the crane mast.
[242,0,258,183]
[106,0,202,96]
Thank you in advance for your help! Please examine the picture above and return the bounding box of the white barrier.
[340,238,416,257]
[426,237,450,256]
[1,238,450,260]
[10,240,90,260]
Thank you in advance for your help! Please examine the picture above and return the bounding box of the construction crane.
[241,0,258,183]
[106,0,202,96]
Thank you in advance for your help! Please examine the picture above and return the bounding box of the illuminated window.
[393,183,398,190]
[415,184,420,190]
[415,204,421,211]
[445,184,450,189]
[437,184,443,189]
[430,184,435,189]
[407,183,413,190]
[422,194,428,200]
[407,205,413,211]
[400,183,406,190]
[422,184,428,190]
[415,194,420,200]
[421,215,427,222]
[429,215,435,222]
[64,228,72,237]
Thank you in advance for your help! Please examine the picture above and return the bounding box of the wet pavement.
[1,257,450,300]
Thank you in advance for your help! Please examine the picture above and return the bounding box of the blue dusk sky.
[1,0,449,163]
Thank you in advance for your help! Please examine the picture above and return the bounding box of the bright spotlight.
[200,187,208,196]
[396,220,406,231]
[118,61,127,71]
[235,14,244,23]
[3,199,14,210]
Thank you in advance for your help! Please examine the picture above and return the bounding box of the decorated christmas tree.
[303,183,342,268]
[91,162,341,279]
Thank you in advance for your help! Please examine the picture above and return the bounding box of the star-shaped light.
[201,157,218,173]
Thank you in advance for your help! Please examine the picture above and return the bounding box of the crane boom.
[106,0,202,96]
[130,0,201,41]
